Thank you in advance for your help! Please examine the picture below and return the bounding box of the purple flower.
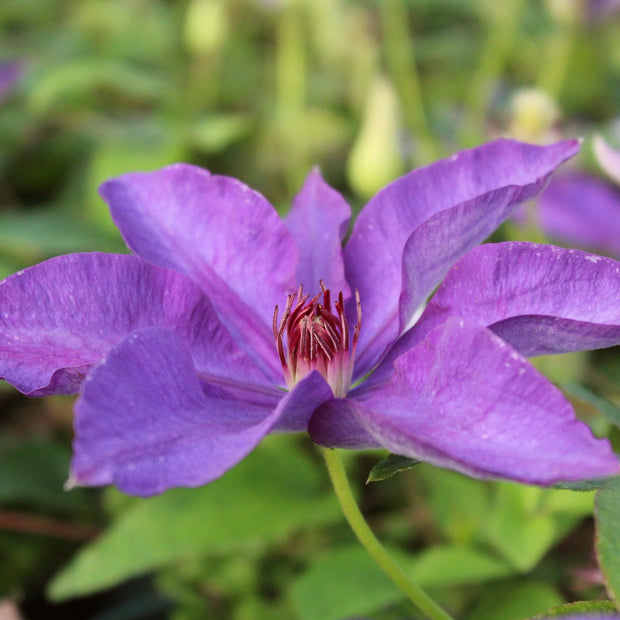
[0,61,21,102]
[556,616,620,620]
[528,136,620,257]
[534,172,620,257]
[587,0,620,22]
[2,139,620,497]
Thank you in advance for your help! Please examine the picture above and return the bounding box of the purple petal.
[414,242,620,357]
[587,0,620,23]
[594,134,620,185]
[100,164,299,377]
[271,370,334,432]
[0,253,273,396]
[310,319,619,485]
[0,61,21,101]
[308,398,380,449]
[285,168,351,296]
[71,328,290,496]
[535,173,620,256]
[344,139,579,374]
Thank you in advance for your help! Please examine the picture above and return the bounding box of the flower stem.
[536,8,578,101]
[321,448,454,620]
[276,0,309,194]
[457,0,524,148]
[379,0,439,166]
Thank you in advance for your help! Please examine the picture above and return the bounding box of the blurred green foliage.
[2,0,620,618]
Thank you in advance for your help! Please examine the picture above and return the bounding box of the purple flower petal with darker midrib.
[100,164,299,380]
[415,242,620,357]
[71,327,329,497]
[0,253,273,396]
[310,318,620,485]
[285,167,351,297]
[344,138,580,375]
[367,241,620,387]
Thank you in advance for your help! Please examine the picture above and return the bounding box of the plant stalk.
[322,447,454,620]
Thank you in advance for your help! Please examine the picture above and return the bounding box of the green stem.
[457,0,524,148]
[537,11,578,100]
[276,1,309,193]
[379,0,439,165]
[322,448,454,620]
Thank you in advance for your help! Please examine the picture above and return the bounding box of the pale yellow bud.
[509,88,560,143]
[347,76,404,199]
[545,0,582,26]
[184,0,228,56]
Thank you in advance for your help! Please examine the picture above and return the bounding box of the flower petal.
[71,327,312,496]
[0,61,21,101]
[594,134,620,185]
[285,168,351,296]
[534,173,620,257]
[271,370,334,433]
[414,242,620,357]
[100,164,299,377]
[0,253,272,396]
[310,318,619,485]
[344,139,579,373]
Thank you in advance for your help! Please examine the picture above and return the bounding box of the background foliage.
[2,0,620,618]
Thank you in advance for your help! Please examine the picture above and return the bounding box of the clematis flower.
[0,61,21,102]
[556,612,620,620]
[532,172,620,257]
[587,0,620,22]
[2,139,620,497]
[525,136,620,257]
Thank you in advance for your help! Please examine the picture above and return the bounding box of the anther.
[273,283,361,397]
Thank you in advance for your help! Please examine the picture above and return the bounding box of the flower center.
[273,282,361,397]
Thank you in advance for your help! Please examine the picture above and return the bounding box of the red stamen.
[273,283,361,397]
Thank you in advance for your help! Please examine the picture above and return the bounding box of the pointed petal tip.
[63,474,79,492]
[593,133,620,184]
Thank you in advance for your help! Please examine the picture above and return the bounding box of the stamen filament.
[273,283,361,397]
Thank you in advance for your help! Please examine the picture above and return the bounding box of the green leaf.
[0,210,105,262]
[562,382,620,429]
[531,600,618,617]
[366,453,420,483]
[408,545,513,587]
[0,437,91,515]
[417,468,490,545]
[48,436,338,600]
[87,126,186,233]
[290,543,513,620]
[551,477,615,492]
[28,60,166,115]
[484,483,589,572]
[185,115,251,154]
[466,581,564,620]
[290,545,407,620]
[595,476,620,607]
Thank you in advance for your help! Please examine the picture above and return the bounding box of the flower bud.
[509,88,560,143]
[347,76,404,199]
[184,0,228,56]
